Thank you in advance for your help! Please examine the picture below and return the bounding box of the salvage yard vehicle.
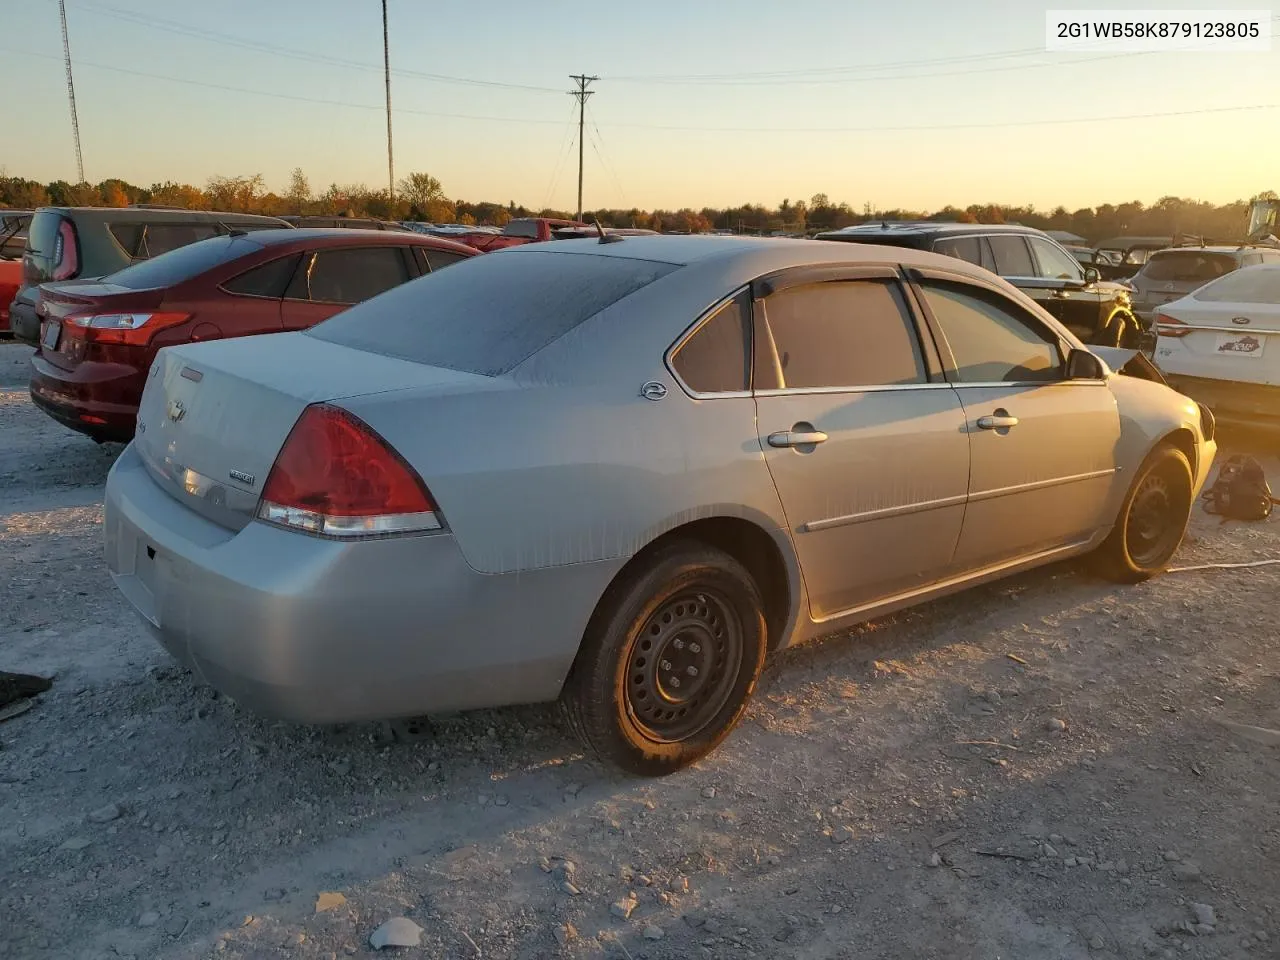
[103,236,1216,775]
[9,207,290,346]
[815,222,1143,347]
[1128,243,1280,324]
[30,228,473,442]
[1152,262,1280,428]
[452,216,588,252]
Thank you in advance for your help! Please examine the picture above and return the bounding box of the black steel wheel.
[560,541,768,775]
[1095,443,1194,583]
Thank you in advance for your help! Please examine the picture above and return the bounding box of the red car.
[454,217,588,252]
[29,228,474,442]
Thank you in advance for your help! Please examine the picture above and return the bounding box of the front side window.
[670,292,751,394]
[290,247,410,304]
[423,249,468,272]
[987,235,1036,277]
[920,280,1063,383]
[1028,237,1084,281]
[761,279,926,390]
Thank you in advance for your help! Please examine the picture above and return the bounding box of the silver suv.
[1129,244,1280,324]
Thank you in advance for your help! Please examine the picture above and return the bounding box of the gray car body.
[103,237,1216,723]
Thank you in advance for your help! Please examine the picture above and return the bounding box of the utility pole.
[382,0,394,201]
[568,74,597,221]
[58,0,85,184]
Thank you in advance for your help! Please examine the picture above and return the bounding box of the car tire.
[1093,443,1194,583]
[560,541,767,776]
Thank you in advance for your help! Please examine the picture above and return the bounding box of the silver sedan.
[104,236,1217,774]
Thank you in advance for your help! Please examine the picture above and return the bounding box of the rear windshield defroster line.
[306,250,680,376]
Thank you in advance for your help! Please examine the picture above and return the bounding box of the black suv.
[816,222,1142,347]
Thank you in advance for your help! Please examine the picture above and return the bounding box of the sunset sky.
[5,0,1278,212]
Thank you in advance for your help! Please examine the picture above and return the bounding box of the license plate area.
[41,320,61,352]
[1215,332,1265,358]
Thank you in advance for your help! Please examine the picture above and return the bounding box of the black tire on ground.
[560,541,768,776]
[1093,443,1194,583]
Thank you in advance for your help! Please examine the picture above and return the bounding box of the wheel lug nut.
[673,638,684,650]
[687,666,698,677]
[670,676,681,688]
[689,643,701,654]
[660,660,672,671]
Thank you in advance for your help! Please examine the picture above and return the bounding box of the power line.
[542,102,580,210]
[568,74,597,221]
[586,105,628,209]
[381,0,393,200]
[69,0,564,94]
[57,0,84,183]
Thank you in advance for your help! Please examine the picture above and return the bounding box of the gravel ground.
[2,338,1279,960]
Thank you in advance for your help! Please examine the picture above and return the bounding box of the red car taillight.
[257,403,441,538]
[51,219,79,281]
[63,311,191,345]
[1154,312,1191,338]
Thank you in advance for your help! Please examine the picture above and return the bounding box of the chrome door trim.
[812,536,1096,624]
[754,382,952,397]
[1157,322,1280,336]
[802,492,968,533]
[969,467,1117,504]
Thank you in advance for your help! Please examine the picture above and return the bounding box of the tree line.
[0,170,1273,244]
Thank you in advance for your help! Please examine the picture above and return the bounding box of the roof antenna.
[594,218,623,244]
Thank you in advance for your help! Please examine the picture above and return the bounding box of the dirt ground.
[2,338,1279,960]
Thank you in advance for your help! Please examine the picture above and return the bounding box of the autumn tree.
[285,167,311,214]
[205,174,266,212]
[397,172,446,213]
[148,181,207,209]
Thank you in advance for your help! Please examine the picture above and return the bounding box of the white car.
[1152,262,1280,426]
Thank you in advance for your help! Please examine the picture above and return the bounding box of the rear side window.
[109,223,144,257]
[670,292,751,394]
[920,281,1062,383]
[1141,252,1236,283]
[105,235,264,290]
[289,247,410,304]
[421,248,468,272]
[933,236,983,267]
[987,235,1035,277]
[222,254,302,298]
[307,250,679,376]
[762,280,926,389]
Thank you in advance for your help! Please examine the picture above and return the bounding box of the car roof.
[819,221,1050,238]
[496,233,994,274]
[238,227,475,254]
[37,207,287,224]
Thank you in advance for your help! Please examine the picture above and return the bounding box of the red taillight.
[51,219,78,281]
[257,404,441,538]
[1154,312,1191,338]
[64,311,191,345]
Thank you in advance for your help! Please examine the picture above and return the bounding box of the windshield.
[103,235,263,289]
[308,250,679,375]
[1193,265,1280,303]
[1140,251,1236,284]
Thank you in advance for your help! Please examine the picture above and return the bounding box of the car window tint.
[671,292,751,393]
[423,249,468,271]
[1193,267,1280,303]
[222,254,302,298]
[108,223,144,257]
[104,235,266,290]
[763,280,926,389]
[987,235,1035,276]
[921,281,1062,383]
[1028,237,1083,281]
[304,247,410,304]
[504,220,539,238]
[142,223,220,258]
[308,251,677,376]
[1140,252,1235,283]
[932,236,983,266]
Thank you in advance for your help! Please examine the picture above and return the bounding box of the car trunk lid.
[133,332,493,531]
[37,282,166,371]
[1154,300,1280,386]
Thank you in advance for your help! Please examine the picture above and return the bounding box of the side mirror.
[1084,267,1100,284]
[1066,348,1106,380]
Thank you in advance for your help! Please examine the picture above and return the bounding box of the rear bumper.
[104,443,621,723]
[10,297,39,345]
[28,353,141,442]
[1164,374,1280,428]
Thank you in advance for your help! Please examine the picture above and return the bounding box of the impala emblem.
[1231,316,1251,325]
[640,381,667,401]
[167,399,186,423]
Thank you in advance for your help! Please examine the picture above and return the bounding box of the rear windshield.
[1140,251,1236,283]
[1193,266,1280,303]
[24,210,66,278]
[307,250,679,376]
[104,235,263,289]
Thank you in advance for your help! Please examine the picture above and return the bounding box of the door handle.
[977,414,1019,430]
[1050,289,1070,299]
[768,429,829,448]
